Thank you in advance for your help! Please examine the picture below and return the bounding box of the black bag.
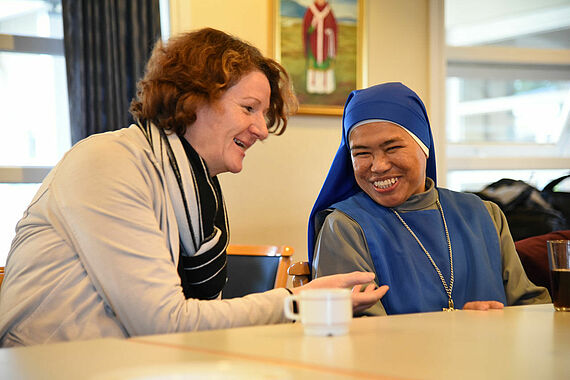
[541,174,570,226]
[473,178,567,241]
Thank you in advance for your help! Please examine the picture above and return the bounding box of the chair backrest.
[514,229,570,296]
[287,261,310,287]
[222,245,294,299]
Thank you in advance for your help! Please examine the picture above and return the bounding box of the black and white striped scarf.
[137,121,229,300]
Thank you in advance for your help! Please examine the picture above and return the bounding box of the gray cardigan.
[0,125,289,347]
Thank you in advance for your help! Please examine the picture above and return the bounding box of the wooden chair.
[222,245,294,299]
[288,261,310,287]
[0,266,4,288]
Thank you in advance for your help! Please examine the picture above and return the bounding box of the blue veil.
[307,82,437,266]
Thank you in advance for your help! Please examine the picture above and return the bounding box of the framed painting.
[273,0,365,115]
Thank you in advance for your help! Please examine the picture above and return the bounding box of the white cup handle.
[283,295,300,321]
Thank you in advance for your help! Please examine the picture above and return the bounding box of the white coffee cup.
[283,288,352,336]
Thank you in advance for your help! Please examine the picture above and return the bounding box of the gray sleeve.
[313,210,387,316]
[482,201,551,305]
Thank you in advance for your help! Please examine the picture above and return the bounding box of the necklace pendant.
[443,299,455,312]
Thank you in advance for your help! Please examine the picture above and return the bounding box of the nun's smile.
[349,121,428,208]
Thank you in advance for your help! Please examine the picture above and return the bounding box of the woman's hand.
[351,282,389,314]
[291,271,389,313]
[462,301,504,310]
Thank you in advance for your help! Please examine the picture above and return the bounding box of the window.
[444,0,570,192]
[0,0,69,264]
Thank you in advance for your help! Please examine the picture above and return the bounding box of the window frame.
[0,33,65,184]
[430,0,570,188]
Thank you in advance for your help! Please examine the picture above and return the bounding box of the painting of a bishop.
[303,0,338,94]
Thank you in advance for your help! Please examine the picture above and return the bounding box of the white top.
[0,125,289,347]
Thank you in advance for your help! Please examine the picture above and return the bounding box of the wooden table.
[0,337,340,379]
[133,304,570,379]
[1,304,568,379]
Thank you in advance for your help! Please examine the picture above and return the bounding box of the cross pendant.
[443,299,455,312]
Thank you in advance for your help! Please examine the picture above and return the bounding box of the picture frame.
[273,0,366,116]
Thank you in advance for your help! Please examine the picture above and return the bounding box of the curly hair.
[130,28,298,136]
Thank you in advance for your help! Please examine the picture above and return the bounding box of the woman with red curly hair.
[0,28,387,347]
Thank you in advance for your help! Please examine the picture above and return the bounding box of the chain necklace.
[391,199,455,311]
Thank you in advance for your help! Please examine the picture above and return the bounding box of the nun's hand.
[462,301,504,310]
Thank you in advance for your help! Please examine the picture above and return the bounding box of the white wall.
[169,0,431,262]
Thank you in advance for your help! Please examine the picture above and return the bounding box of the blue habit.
[308,82,437,265]
[333,189,507,314]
